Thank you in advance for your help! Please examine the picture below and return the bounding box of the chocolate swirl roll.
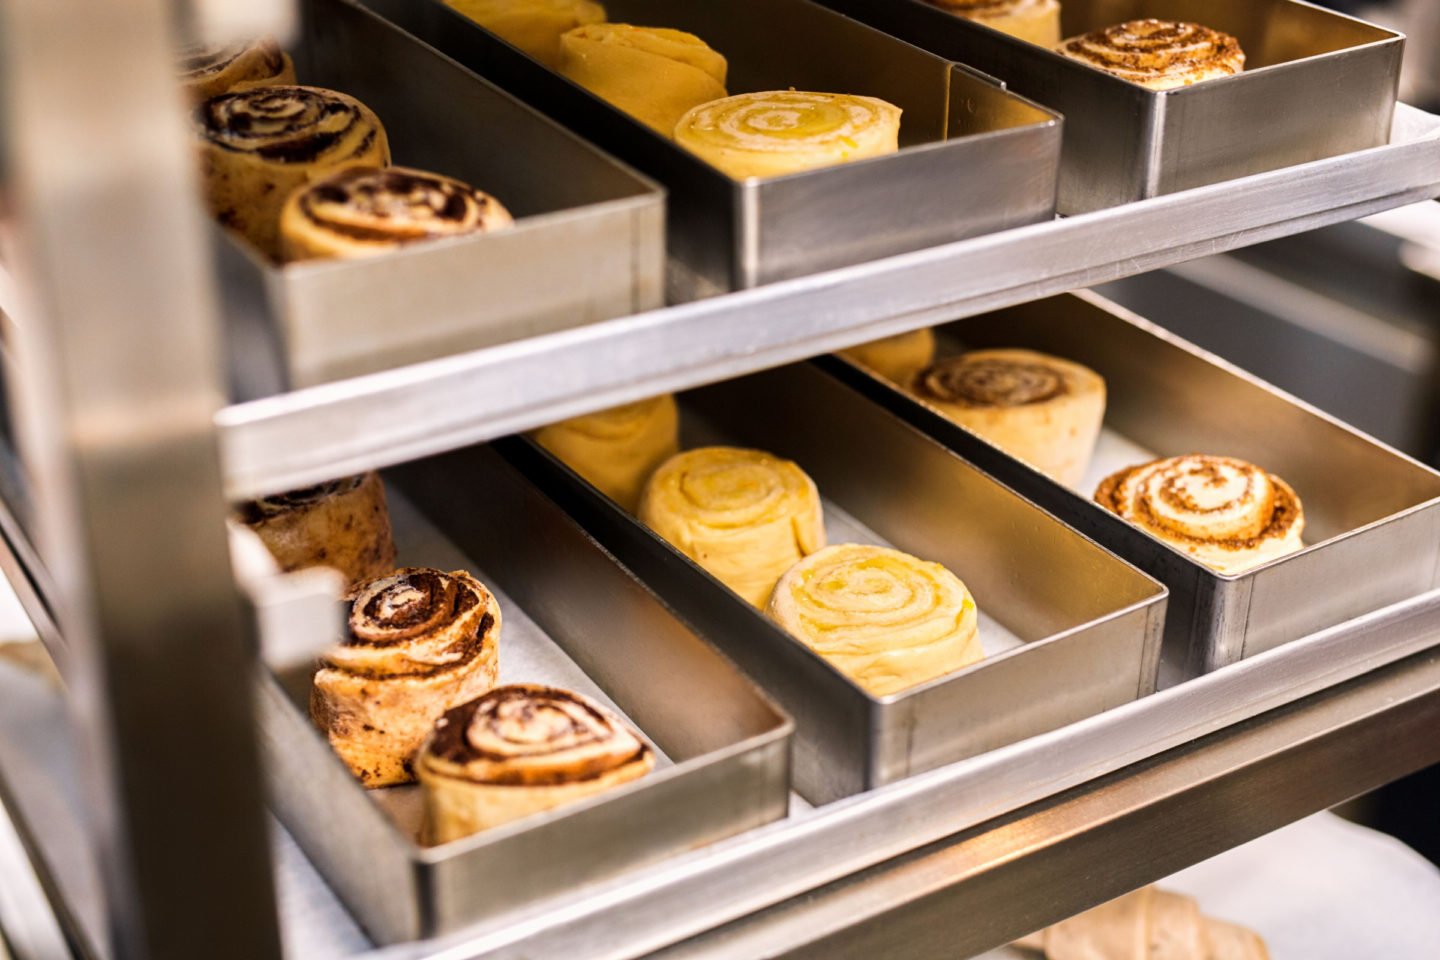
[179,37,295,101]
[1056,20,1246,91]
[909,349,1106,487]
[418,684,653,843]
[1095,455,1305,575]
[925,0,1061,46]
[310,567,501,787]
[237,471,396,588]
[196,85,390,259]
[279,166,514,262]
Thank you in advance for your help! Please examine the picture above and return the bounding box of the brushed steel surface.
[823,0,1404,213]
[0,787,72,960]
[368,0,1061,293]
[211,104,1440,501]
[221,0,664,390]
[510,361,1167,802]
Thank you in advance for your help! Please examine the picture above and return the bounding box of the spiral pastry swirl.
[1095,456,1305,575]
[675,91,902,180]
[279,166,514,262]
[237,471,395,588]
[419,684,653,843]
[532,395,679,512]
[559,24,728,136]
[768,544,982,696]
[1056,20,1246,91]
[196,85,390,259]
[840,328,936,384]
[925,0,1061,46]
[639,447,826,607]
[179,37,295,101]
[310,567,501,787]
[446,0,606,69]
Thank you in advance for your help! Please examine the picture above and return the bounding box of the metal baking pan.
[828,291,1440,684]
[506,362,1167,804]
[365,0,1061,296]
[218,0,664,391]
[822,0,1404,213]
[257,445,791,944]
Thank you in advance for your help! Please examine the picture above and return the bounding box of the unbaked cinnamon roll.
[909,349,1106,487]
[311,567,501,787]
[178,38,295,101]
[1056,20,1246,91]
[925,0,1061,46]
[279,166,513,262]
[418,684,653,843]
[445,0,607,69]
[237,472,396,588]
[531,395,679,512]
[559,24,728,136]
[840,328,936,384]
[196,85,390,259]
[1095,456,1305,575]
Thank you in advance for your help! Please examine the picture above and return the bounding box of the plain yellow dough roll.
[639,446,825,607]
[559,24,728,136]
[767,544,983,697]
[925,0,1061,46]
[840,328,936,384]
[532,395,679,512]
[674,90,902,180]
[445,0,606,69]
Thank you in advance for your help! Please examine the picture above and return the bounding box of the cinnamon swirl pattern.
[910,349,1106,487]
[532,394,679,512]
[445,0,606,69]
[279,166,514,262]
[840,328,937,384]
[237,472,396,588]
[768,544,983,696]
[926,0,1061,47]
[675,91,902,180]
[196,85,390,259]
[1056,20,1246,91]
[311,567,501,787]
[1095,456,1305,575]
[639,446,826,607]
[559,24,728,136]
[418,684,653,843]
[179,37,295,101]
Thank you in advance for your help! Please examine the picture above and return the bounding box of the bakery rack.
[1,0,1440,958]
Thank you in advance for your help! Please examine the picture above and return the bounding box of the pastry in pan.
[1056,20,1246,91]
[559,23,727,136]
[178,37,295,101]
[1015,886,1270,960]
[237,472,396,588]
[840,328,937,385]
[532,394,680,513]
[925,0,1061,47]
[445,0,606,69]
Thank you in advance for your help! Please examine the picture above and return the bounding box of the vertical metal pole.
[0,1,282,958]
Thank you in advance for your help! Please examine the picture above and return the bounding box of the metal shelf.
[212,104,1440,499]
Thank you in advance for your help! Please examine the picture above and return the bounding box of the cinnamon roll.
[674,91,902,180]
[311,567,501,787]
[559,24,727,136]
[925,0,1061,47]
[909,349,1106,487]
[840,328,936,384]
[279,166,513,262]
[767,544,982,696]
[196,85,390,259]
[1095,456,1305,575]
[1056,20,1246,91]
[237,472,396,588]
[418,684,653,843]
[178,37,295,101]
[445,0,606,69]
[531,394,679,512]
[638,446,825,607]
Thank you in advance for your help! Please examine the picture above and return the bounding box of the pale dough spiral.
[559,23,727,136]
[445,0,606,68]
[532,395,679,512]
[926,0,1061,46]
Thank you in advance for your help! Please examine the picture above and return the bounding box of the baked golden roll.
[767,544,982,696]
[311,567,501,788]
[1056,20,1246,90]
[924,0,1061,46]
[196,85,390,259]
[279,166,514,262]
[840,328,936,384]
[1014,886,1269,960]
[910,349,1106,487]
[559,24,728,136]
[531,395,679,512]
[639,446,825,607]
[445,0,606,69]
[179,38,295,101]
[237,472,396,588]
[418,684,653,843]
[1095,455,1305,575]
[675,91,902,180]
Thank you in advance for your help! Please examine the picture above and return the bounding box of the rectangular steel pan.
[366,0,1061,295]
[828,291,1440,683]
[823,0,1404,213]
[507,363,1167,803]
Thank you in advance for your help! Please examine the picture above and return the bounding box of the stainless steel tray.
[365,0,1061,295]
[508,362,1167,803]
[219,0,664,392]
[823,0,1404,213]
[827,291,1440,683]
[259,446,791,945]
